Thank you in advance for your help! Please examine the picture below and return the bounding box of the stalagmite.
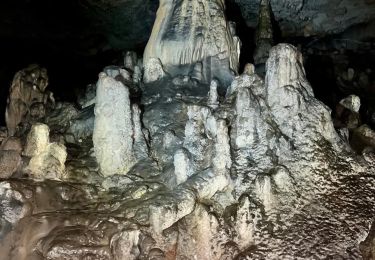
[24,123,67,179]
[207,80,219,109]
[93,72,135,176]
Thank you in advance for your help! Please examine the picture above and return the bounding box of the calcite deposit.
[143,0,239,86]
[0,2,375,260]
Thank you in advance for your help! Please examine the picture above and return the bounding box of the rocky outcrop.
[143,0,239,85]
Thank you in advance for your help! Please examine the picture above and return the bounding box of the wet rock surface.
[0,43,374,259]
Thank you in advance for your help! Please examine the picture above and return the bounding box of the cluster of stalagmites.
[0,1,375,258]
[0,42,374,259]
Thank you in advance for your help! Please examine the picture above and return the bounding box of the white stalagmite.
[93,72,135,177]
[265,43,339,144]
[213,119,231,173]
[207,80,219,109]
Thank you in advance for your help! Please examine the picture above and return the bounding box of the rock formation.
[143,0,239,86]
[0,5,375,258]
[23,123,67,179]
[93,71,135,176]
[5,64,54,136]
[93,69,148,177]
[0,142,22,178]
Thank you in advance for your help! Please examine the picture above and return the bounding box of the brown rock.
[0,137,22,153]
[0,150,22,178]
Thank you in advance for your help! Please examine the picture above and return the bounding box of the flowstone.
[143,0,239,85]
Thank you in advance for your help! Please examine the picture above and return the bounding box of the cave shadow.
[225,0,256,72]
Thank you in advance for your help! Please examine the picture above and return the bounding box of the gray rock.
[143,58,166,83]
[45,102,79,133]
[339,94,361,113]
[77,84,96,109]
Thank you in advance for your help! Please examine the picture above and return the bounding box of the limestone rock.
[173,148,192,185]
[212,120,231,173]
[0,182,28,225]
[207,80,219,109]
[65,106,95,143]
[77,84,96,109]
[93,69,148,177]
[265,44,339,144]
[0,151,22,178]
[143,0,238,85]
[93,72,135,177]
[234,196,258,249]
[5,64,54,136]
[0,137,22,153]
[133,65,142,84]
[24,123,67,179]
[23,123,50,158]
[143,58,166,83]
[1,41,375,260]
[111,230,140,260]
[339,94,361,113]
[351,124,375,153]
[132,104,149,159]
[45,102,79,133]
[0,127,7,144]
[243,63,255,75]
[124,51,138,71]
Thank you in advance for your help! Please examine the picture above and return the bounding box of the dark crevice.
[225,0,256,72]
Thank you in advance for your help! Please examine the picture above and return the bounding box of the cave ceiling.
[1,0,374,55]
